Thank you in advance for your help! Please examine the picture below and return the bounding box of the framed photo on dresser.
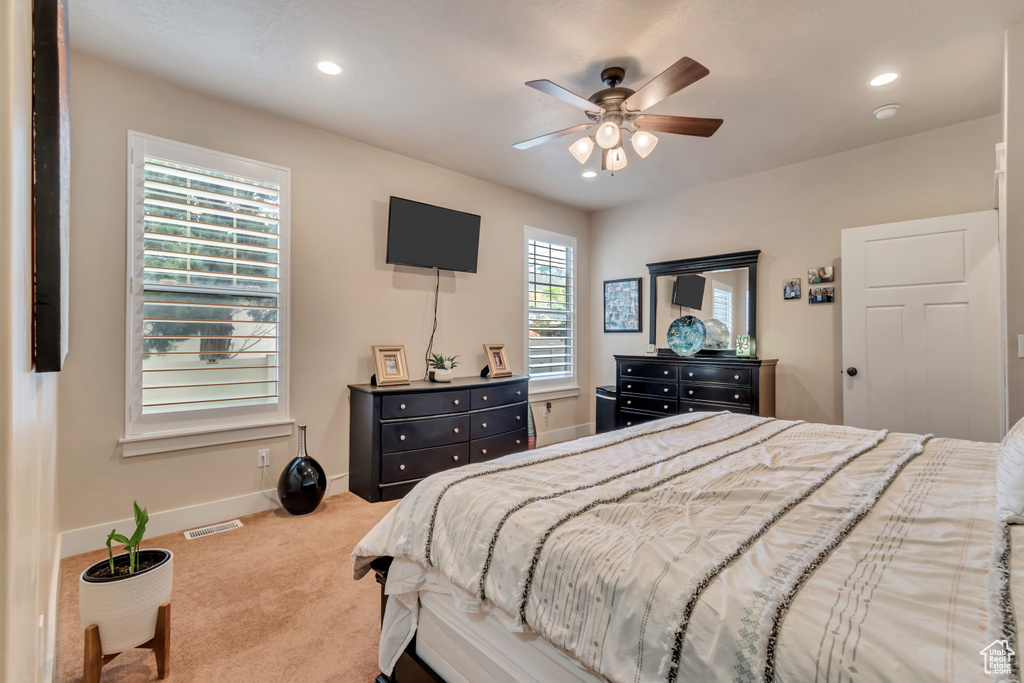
[603,278,642,333]
[483,343,512,377]
[371,345,410,386]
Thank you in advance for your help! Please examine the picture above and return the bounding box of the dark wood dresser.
[614,355,777,429]
[348,375,529,502]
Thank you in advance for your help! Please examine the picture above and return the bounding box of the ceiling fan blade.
[513,123,595,150]
[526,80,605,114]
[622,57,710,113]
[633,114,723,137]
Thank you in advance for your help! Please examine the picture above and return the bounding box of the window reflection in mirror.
[656,267,749,349]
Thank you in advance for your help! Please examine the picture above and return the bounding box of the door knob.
[846,367,858,377]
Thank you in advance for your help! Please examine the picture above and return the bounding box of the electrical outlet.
[257,449,270,468]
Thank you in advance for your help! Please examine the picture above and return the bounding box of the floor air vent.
[184,519,243,540]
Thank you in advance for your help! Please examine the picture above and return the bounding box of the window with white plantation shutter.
[526,228,576,388]
[125,133,290,446]
[712,283,733,339]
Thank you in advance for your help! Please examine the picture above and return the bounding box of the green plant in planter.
[428,353,459,370]
[106,501,149,575]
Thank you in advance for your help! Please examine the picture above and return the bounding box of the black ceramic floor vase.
[277,425,327,515]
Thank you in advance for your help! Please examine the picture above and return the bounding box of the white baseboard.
[536,423,595,448]
[60,473,349,558]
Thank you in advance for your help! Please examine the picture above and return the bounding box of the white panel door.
[841,210,1000,442]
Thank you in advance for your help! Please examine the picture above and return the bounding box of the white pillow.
[996,415,1024,523]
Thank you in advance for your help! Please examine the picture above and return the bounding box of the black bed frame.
[371,557,446,683]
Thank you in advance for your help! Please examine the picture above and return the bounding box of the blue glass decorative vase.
[277,425,326,515]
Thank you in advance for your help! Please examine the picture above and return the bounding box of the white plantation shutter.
[126,133,290,440]
[713,284,733,338]
[526,229,576,385]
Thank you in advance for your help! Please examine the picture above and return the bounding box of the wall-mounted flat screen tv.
[386,196,481,273]
[672,274,706,309]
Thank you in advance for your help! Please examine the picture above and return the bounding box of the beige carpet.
[56,493,398,682]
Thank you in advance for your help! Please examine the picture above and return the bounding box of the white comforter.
[352,412,1002,682]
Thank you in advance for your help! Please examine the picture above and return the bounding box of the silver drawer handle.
[664,370,669,375]
[482,422,487,428]
[482,449,487,455]
[627,368,632,373]
[734,394,740,400]
[516,439,521,445]
[663,405,668,410]
[734,375,740,380]
[517,390,521,395]
[626,421,632,426]
[516,415,521,421]
[454,427,459,434]
[483,395,488,401]
[627,384,632,389]
[688,408,693,412]
[627,400,632,405]
[688,372,693,377]
[453,455,459,461]
[664,388,669,393]
[400,403,406,409]
[400,435,406,441]
[400,464,406,470]
[454,399,459,405]
[688,390,694,395]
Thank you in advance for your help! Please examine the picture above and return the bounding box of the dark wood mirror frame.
[647,250,760,357]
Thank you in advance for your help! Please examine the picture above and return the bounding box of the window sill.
[120,419,295,457]
[529,386,581,401]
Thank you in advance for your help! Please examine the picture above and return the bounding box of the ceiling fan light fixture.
[604,146,628,172]
[569,136,596,164]
[873,103,900,119]
[595,121,621,149]
[630,130,659,158]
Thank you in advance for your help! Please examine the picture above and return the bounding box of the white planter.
[79,549,174,655]
[430,368,453,382]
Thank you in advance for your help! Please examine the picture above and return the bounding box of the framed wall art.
[603,278,642,333]
[371,345,410,386]
[483,343,512,378]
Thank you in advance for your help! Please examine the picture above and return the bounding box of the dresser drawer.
[618,410,661,429]
[680,400,752,416]
[619,395,678,415]
[679,366,751,386]
[470,428,528,463]
[381,414,470,454]
[471,380,528,410]
[680,385,751,405]
[381,390,470,420]
[620,362,677,381]
[620,378,677,399]
[381,442,468,484]
[471,403,527,440]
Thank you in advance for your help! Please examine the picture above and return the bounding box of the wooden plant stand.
[84,602,170,683]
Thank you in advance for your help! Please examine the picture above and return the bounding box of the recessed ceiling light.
[581,170,597,179]
[869,72,898,87]
[873,104,900,120]
[316,60,343,76]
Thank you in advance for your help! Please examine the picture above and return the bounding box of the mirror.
[655,268,749,349]
[647,250,759,356]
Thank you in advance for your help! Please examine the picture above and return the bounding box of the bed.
[352,411,1021,682]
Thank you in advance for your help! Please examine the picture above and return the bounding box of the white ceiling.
[68,0,1024,211]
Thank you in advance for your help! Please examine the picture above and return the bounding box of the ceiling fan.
[513,57,723,174]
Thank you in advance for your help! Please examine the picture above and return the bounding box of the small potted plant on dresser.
[428,353,458,382]
[79,502,173,680]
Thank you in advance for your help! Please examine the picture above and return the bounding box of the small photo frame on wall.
[371,345,411,386]
[483,343,512,377]
[783,278,801,300]
[603,278,643,333]
[808,286,835,305]
[807,266,834,284]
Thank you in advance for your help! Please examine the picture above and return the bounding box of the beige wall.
[59,54,591,533]
[1005,24,1024,424]
[0,0,61,679]
[591,115,1001,425]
